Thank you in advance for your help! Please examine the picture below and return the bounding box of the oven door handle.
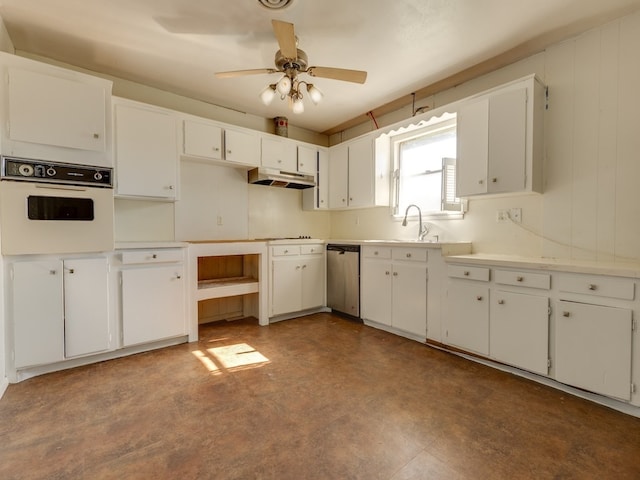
[34,184,88,192]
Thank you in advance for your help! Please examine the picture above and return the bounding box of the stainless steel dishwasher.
[326,244,360,318]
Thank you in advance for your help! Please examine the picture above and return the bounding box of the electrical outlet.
[509,208,522,224]
[496,209,509,223]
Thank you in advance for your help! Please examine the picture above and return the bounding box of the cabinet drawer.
[362,246,392,259]
[557,274,635,301]
[392,247,428,262]
[121,249,183,265]
[447,265,490,281]
[494,269,550,290]
[301,244,323,255]
[271,245,301,256]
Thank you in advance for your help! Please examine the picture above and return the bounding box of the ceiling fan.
[215,19,367,113]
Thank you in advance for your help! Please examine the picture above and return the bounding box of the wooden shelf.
[196,276,259,301]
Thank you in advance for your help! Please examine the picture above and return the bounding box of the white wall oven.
[0,156,114,255]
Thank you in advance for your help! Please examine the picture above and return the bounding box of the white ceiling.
[1,0,640,134]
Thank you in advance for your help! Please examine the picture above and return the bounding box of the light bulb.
[292,96,304,114]
[276,75,292,95]
[259,84,276,105]
[307,84,323,105]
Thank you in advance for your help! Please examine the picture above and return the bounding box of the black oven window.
[27,196,94,221]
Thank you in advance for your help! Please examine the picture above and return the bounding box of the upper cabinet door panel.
[487,88,527,193]
[261,136,297,171]
[8,67,106,152]
[456,98,489,196]
[297,144,318,175]
[347,137,374,208]
[183,119,222,160]
[224,128,260,167]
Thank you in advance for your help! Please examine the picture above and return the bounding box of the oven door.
[0,181,114,255]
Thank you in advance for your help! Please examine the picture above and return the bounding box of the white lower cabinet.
[270,244,325,317]
[446,281,489,355]
[490,290,549,375]
[555,300,632,401]
[120,250,186,347]
[11,257,110,368]
[361,246,427,339]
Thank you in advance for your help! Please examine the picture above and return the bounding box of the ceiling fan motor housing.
[275,48,308,72]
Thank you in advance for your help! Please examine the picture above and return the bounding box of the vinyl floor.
[1,313,639,479]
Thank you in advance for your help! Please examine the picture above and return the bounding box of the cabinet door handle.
[152,254,158,259]
[68,268,75,274]
[393,272,398,276]
[299,163,304,167]
[213,147,220,152]
[476,296,483,301]
[385,271,390,275]
[176,275,182,279]
[227,150,232,154]
[516,276,524,282]
[296,265,301,270]
[349,197,353,201]
[563,311,571,317]
[478,179,484,185]
[93,133,100,139]
[374,251,379,255]
[168,185,174,190]
[492,177,498,183]
[498,299,505,305]
[406,253,412,258]
[588,284,597,291]
[463,271,470,276]
[49,270,57,275]
[302,264,307,269]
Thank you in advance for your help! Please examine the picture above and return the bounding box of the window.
[390,117,463,218]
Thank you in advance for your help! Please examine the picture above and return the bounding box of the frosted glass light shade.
[292,97,304,114]
[276,76,292,95]
[259,85,276,105]
[307,84,323,104]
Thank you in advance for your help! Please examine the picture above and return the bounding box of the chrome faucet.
[402,204,429,241]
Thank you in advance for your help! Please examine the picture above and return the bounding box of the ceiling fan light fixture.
[259,84,277,105]
[306,84,323,105]
[276,75,292,95]
[292,96,305,114]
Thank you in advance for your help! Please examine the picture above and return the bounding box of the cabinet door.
[361,260,392,326]
[297,145,318,175]
[347,138,374,208]
[224,128,260,167]
[64,258,110,358]
[115,102,177,198]
[8,68,106,152]
[301,256,325,310]
[121,265,185,346]
[392,263,427,337]
[328,144,348,209]
[456,99,489,196]
[487,88,527,193]
[261,137,297,171]
[555,300,632,400]
[271,258,302,316]
[490,290,548,375]
[183,119,222,160]
[12,260,64,368]
[446,282,489,355]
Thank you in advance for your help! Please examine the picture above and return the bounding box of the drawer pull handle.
[393,272,398,276]
[463,271,470,276]
[588,284,597,291]
[176,275,182,279]
[374,251,379,255]
[68,268,75,274]
[563,311,571,317]
[492,177,498,183]
[498,299,505,305]
[406,253,412,258]
[385,271,390,275]
[516,276,523,282]
[152,254,157,259]
[476,296,483,301]
[284,250,288,254]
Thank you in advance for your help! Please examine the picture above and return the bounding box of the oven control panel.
[1,156,113,187]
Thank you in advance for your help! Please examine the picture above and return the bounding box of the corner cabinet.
[302,148,329,210]
[113,98,178,199]
[456,74,545,197]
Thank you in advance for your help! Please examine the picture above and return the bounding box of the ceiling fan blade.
[307,66,367,84]
[215,68,278,79]
[272,19,298,59]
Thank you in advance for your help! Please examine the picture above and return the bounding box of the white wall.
[331,10,640,263]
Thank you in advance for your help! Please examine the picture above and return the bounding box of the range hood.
[248,167,315,189]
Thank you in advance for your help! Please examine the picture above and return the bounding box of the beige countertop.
[446,253,640,279]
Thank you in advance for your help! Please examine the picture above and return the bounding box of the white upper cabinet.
[0,52,113,167]
[456,74,544,197]
[297,144,318,175]
[302,148,328,210]
[114,98,178,199]
[182,118,223,161]
[224,127,260,167]
[261,135,297,171]
[328,134,389,210]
